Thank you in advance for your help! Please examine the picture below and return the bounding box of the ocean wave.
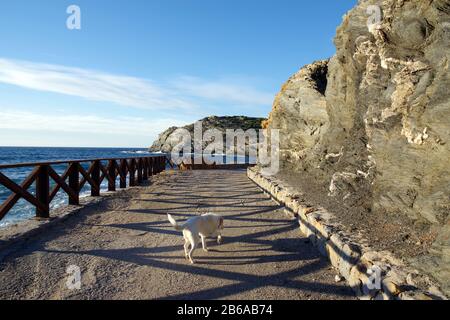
[120,150,152,154]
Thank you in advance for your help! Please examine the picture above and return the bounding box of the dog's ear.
[219,217,224,229]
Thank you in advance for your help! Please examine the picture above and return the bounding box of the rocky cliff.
[264,0,450,294]
[149,116,265,154]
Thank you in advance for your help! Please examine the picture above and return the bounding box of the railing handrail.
[0,154,167,170]
[0,155,168,223]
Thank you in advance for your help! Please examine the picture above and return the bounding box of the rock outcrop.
[149,116,265,154]
[262,60,330,171]
[264,0,450,294]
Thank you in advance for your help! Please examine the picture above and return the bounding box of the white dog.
[167,213,224,264]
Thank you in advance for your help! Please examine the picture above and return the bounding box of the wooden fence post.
[149,158,154,176]
[143,158,149,181]
[91,160,100,196]
[120,159,127,189]
[35,165,50,218]
[137,158,143,184]
[108,160,116,192]
[129,159,136,186]
[160,157,165,173]
[155,157,160,174]
[69,162,80,205]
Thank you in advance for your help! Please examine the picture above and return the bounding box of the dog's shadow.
[187,237,318,266]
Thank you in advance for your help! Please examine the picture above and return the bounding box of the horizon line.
[0,145,148,149]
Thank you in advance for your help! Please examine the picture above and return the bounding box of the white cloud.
[0,58,194,111]
[171,76,274,106]
[0,109,188,137]
[0,58,274,111]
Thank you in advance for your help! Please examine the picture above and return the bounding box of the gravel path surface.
[0,170,355,300]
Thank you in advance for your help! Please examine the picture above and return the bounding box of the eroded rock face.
[265,0,450,294]
[263,60,330,175]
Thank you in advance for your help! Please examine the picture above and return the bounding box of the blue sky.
[0,0,356,148]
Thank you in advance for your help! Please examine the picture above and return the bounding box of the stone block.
[339,243,362,280]
[326,234,346,269]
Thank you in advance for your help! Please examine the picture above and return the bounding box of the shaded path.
[0,170,355,300]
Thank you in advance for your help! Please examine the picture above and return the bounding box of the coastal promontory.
[149,115,265,154]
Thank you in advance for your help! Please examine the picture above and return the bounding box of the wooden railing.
[174,155,255,170]
[0,155,167,222]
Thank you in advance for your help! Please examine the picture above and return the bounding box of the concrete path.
[0,170,355,300]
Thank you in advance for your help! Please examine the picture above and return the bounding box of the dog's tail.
[167,214,184,231]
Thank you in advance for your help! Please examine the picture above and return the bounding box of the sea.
[0,147,153,228]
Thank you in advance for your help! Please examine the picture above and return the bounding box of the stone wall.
[248,167,446,300]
